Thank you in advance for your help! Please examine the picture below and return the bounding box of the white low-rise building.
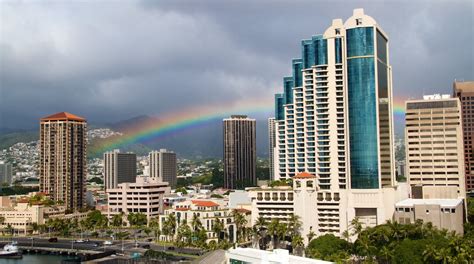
[226,248,333,264]
[394,198,464,234]
[159,199,240,242]
[248,172,409,244]
[107,176,170,225]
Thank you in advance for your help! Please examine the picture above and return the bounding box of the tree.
[267,219,280,249]
[176,220,192,247]
[350,217,363,237]
[231,210,247,243]
[291,234,304,256]
[306,230,316,243]
[276,223,288,249]
[149,218,161,241]
[212,216,224,242]
[162,214,177,242]
[288,214,302,237]
[175,187,188,194]
[127,212,147,227]
[111,212,124,228]
[306,234,350,262]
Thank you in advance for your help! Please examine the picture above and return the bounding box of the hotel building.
[267,9,407,241]
[106,177,170,225]
[453,81,474,193]
[224,115,256,189]
[405,94,466,198]
[268,117,276,181]
[159,199,239,243]
[103,149,137,190]
[149,149,177,188]
[39,112,87,211]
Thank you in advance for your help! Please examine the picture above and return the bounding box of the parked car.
[168,246,175,250]
[75,239,85,243]
[141,244,151,249]
[103,240,113,245]
[48,237,58,242]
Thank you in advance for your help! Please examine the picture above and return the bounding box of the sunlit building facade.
[269,9,404,240]
[39,112,87,211]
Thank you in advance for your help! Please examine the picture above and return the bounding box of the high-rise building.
[405,94,466,198]
[103,149,137,190]
[268,117,276,181]
[224,115,256,189]
[0,161,12,185]
[453,81,474,194]
[267,9,406,241]
[149,149,177,188]
[39,112,87,211]
[273,8,395,188]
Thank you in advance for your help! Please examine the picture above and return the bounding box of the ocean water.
[0,254,79,264]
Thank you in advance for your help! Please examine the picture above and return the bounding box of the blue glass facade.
[347,27,374,57]
[292,59,303,87]
[300,35,329,69]
[302,40,315,69]
[275,94,285,121]
[347,27,379,189]
[283,77,294,104]
[314,37,328,65]
[335,38,342,64]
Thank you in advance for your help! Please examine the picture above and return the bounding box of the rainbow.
[393,95,406,120]
[90,97,274,155]
[91,95,409,156]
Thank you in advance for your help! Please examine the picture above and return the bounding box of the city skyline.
[1,1,473,131]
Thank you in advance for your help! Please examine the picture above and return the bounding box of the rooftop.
[41,112,86,122]
[227,248,332,264]
[191,200,219,207]
[395,198,463,208]
[293,172,316,179]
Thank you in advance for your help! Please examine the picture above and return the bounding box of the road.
[0,237,204,256]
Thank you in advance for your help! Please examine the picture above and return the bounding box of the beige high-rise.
[39,112,87,211]
[103,149,137,190]
[268,117,276,181]
[149,149,177,188]
[452,81,474,193]
[405,95,466,198]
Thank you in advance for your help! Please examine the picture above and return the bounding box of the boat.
[0,242,22,259]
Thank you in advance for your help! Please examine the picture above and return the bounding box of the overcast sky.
[1,0,473,129]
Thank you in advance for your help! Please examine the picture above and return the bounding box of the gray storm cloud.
[0,0,472,129]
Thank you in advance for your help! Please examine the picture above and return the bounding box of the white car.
[103,240,113,245]
[75,239,85,243]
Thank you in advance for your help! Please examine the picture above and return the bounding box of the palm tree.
[149,218,161,242]
[176,220,192,247]
[291,234,304,256]
[232,210,247,243]
[250,226,261,249]
[254,217,267,249]
[111,212,124,228]
[163,214,177,242]
[288,214,302,237]
[351,217,363,237]
[267,219,280,249]
[191,214,203,232]
[276,222,288,249]
[306,230,316,243]
[212,217,224,242]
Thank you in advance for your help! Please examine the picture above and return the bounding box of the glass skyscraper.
[272,9,395,190]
